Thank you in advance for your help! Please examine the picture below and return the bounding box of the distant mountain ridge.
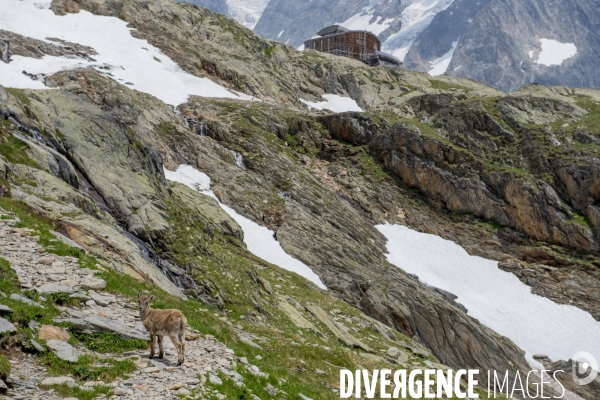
[197,0,600,92]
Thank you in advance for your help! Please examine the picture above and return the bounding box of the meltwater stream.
[376,224,600,364]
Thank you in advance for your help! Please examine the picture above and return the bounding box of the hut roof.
[317,25,350,36]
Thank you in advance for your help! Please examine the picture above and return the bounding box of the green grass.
[47,291,82,307]
[0,120,40,168]
[0,354,10,380]
[0,257,61,328]
[263,46,274,58]
[49,383,113,400]
[157,121,177,136]
[70,331,147,354]
[567,211,593,229]
[41,352,136,382]
[5,88,31,107]
[429,79,473,92]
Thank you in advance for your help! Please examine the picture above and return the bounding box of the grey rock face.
[445,0,600,92]
[254,0,368,49]
[403,0,492,72]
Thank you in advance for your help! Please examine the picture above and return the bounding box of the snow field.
[164,165,327,289]
[428,39,458,76]
[376,224,600,364]
[383,0,455,61]
[532,38,578,67]
[1,0,253,106]
[299,94,363,113]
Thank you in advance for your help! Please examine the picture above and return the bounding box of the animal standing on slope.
[138,292,187,365]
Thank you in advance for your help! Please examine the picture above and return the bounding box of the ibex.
[138,292,187,365]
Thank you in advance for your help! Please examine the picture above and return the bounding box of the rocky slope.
[1,0,599,397]
[176,0,228,15]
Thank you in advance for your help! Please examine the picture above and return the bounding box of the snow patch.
[164,165,327,290]
[376,224,600,363]
[0,0,253,106]
[226,0,270,30]
[428,39,458,76]
[383,0,455,61]
[163,165,211,192]
[533,38,577,67]
[300,94,363,113]
[338,8,395,36]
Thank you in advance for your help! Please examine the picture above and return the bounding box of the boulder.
[88,290,113,306]
[0,305,13,314]
[35,283,74,295]
[305,303,371,352]
[41,376,75,386]
[0,317,16,334]
[69,293,91,301]
[29,339,45,353]
[277,297,322,336]
[38,325,70,341]
[46,339,79,362]
[54,309,148,340]
[80,279,106,291]
[10,293,43,307]
[387,346,401,358]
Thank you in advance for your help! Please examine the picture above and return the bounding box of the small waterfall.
[172,113,243,168]
[7,115,45,144]
[229,149,244,168]
[1,42,8,63]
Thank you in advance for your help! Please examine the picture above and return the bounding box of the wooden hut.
[303,25,402,67]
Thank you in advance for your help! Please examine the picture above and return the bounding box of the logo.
[572,352,598,386]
